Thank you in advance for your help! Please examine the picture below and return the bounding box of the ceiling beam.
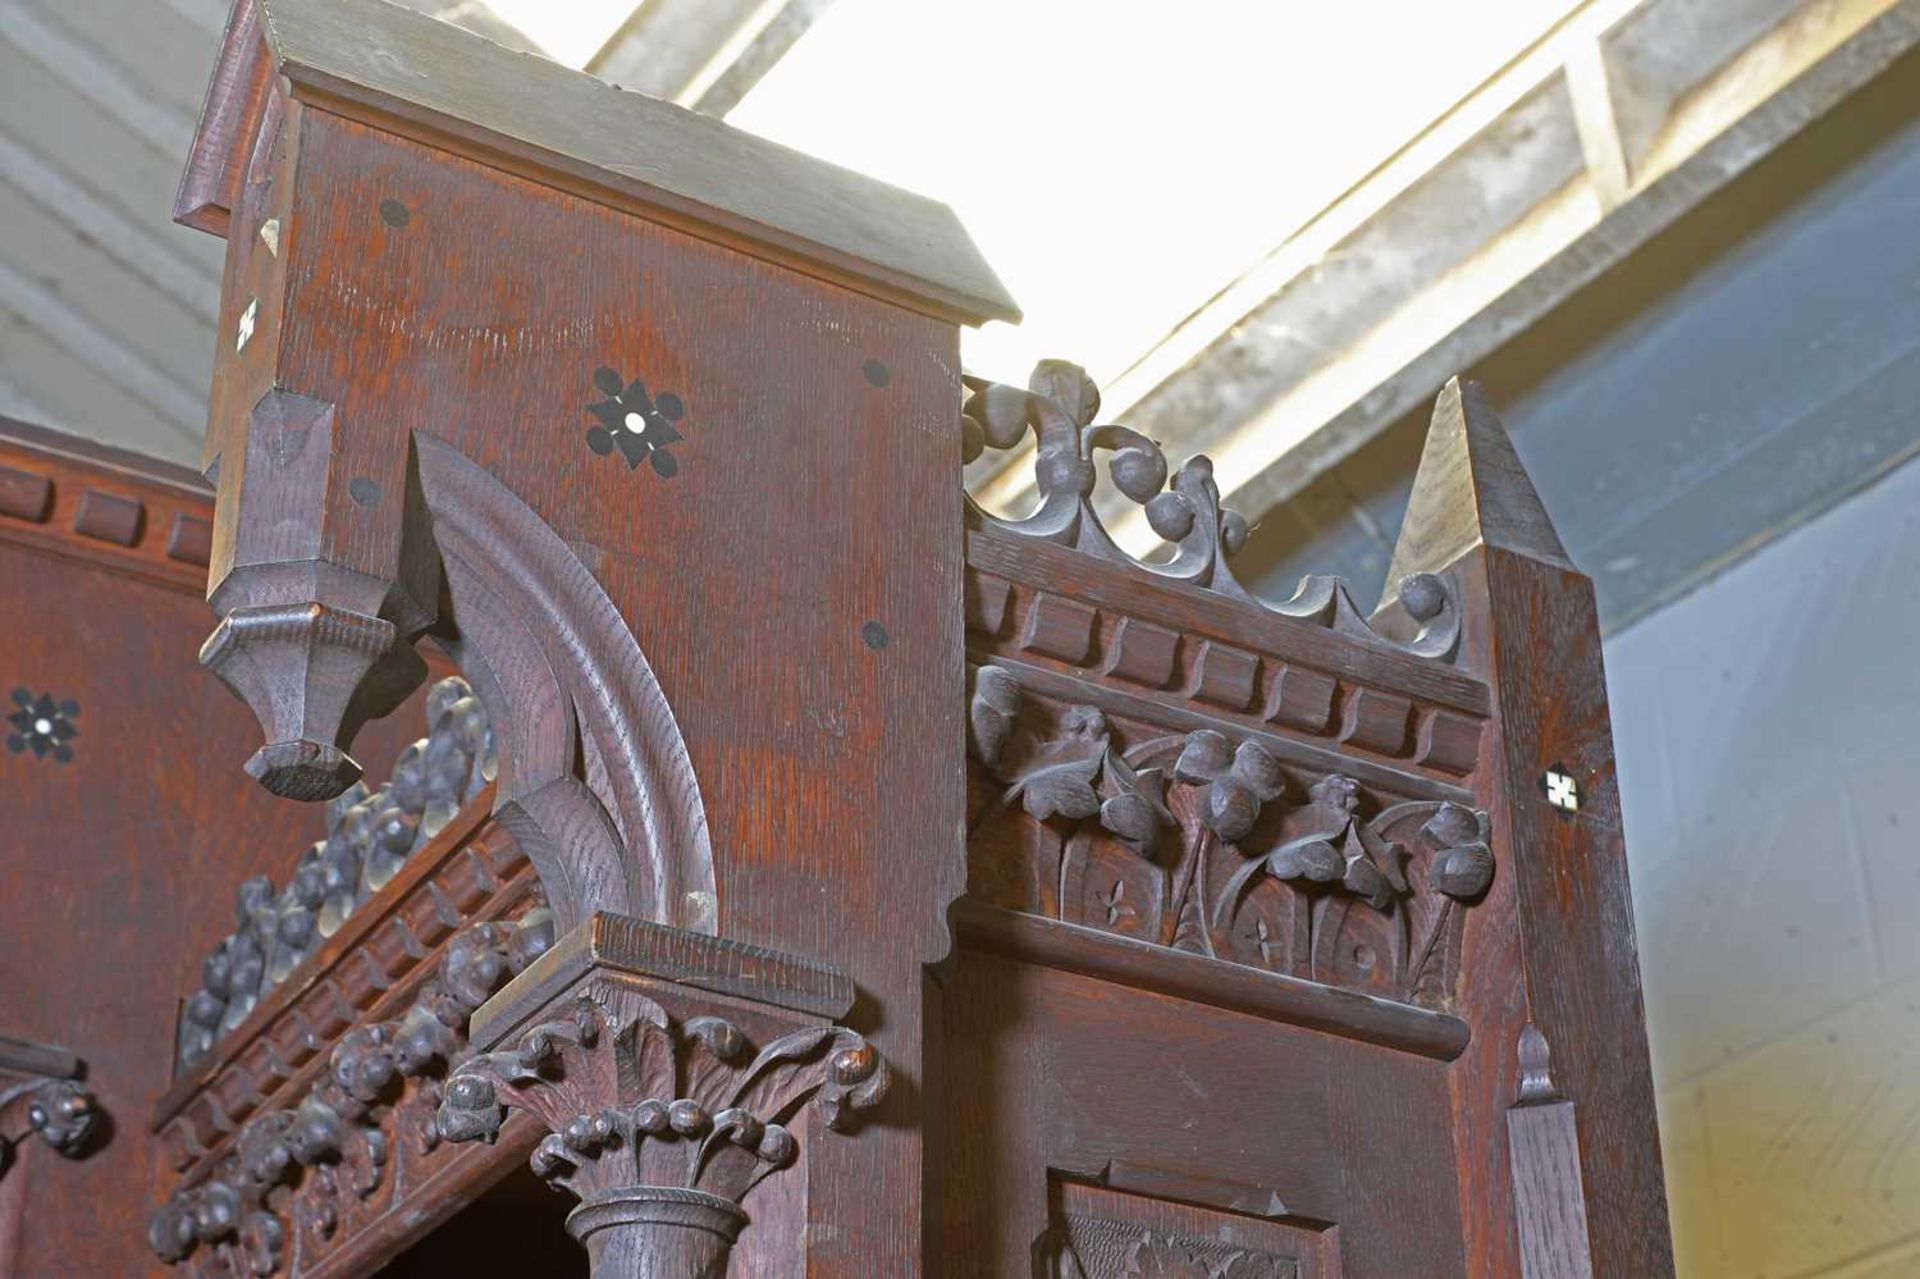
[974,0,1920,552]
[587,0,835,116]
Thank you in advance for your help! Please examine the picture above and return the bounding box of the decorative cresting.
[149,903,555,1276]
[0,1036,100,1180]
[962,360,1461,662]
[433,981,888,1277]
[177,676,494,1069]
[969,668,1493,1008]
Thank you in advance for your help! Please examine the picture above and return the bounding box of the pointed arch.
[413,432,714,935]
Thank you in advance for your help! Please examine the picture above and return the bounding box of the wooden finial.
[1382,378,1570,606]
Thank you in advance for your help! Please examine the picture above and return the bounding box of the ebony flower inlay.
[6,688,78,762]
[586,366,688,476]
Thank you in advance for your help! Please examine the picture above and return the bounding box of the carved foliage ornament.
[432,988,888,1269]
[961,359,1460,662]
[176,677,495,1070]
[970,668,1494,1006]
[150,903,554,1275]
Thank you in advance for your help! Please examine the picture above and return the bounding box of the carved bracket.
[199,414,714,941]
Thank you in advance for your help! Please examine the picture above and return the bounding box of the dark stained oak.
[0,420,446,1278]
[2,0,1674,1269]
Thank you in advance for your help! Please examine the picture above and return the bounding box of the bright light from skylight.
[482,0,634,67]
[729,0,1571,391]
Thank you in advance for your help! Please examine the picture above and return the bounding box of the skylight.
[727,0,1576,389]
[481,0,636,67]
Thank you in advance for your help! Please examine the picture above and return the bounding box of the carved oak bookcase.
[0,0,1677,1273]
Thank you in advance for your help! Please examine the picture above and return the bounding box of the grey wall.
[1228,53,1920,1276]
[1609,446,1920,1276]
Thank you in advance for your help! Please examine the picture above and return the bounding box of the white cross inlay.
[236,298,259,352]
[1543,769,1580,813]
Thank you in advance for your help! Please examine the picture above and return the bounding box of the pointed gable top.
[177,0,1020,327]
[1384,377,1571,594]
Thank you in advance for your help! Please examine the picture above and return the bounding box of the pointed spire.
[1383,378,1569,601]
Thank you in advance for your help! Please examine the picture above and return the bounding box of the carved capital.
[434,917,887,1277]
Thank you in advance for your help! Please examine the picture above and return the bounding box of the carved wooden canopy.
[135,0,1675,1273]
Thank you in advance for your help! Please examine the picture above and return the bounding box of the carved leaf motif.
[1004,707,1111,822]
[1014,749,1104,822]
[969,665,1024,770]
[1341,851,1393,911]
[1268,837,1344,884]
[1030,359,1101,428]
[1175,731,1285,844]
[1175,730,1232,780]
[1432,842,1495,900]
[1098,758,1170,854]
[1100,790,1160,848]
[1215,830,1342,933]
[1422,803,1495,901]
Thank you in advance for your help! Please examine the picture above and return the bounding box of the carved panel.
[961,361,1461,661]
[1040,1180,1332,1278]
[959,361,1489,782]
[969,668,1493,1010]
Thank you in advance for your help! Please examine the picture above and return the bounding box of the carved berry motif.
[1,1073,99,1183]
[586,365,689,476]
[148,905,546,1274]
[176,678,496,1069]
